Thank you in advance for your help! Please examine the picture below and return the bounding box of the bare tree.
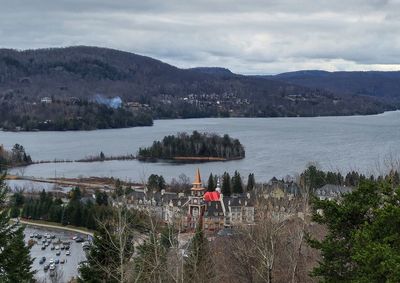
[230,197,288,283]
[288,189,310,283]
[82,200,136,283]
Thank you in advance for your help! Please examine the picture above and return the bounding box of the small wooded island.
[137,131,245,162]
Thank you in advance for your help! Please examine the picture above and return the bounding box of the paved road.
[17,219,94,236]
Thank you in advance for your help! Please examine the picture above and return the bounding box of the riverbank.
[5,175,115,190]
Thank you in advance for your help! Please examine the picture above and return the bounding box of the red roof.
[203,191,220,202]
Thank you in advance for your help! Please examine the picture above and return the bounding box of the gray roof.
[223,195,254,207]
[204,201,224,216]
[316,184,353,197]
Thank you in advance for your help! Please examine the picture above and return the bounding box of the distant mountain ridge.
[0,46,396,131]
[266,70,400,102]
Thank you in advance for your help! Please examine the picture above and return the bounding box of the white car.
[49,259,54,264]
[55,245,60,250]
[66,251,70,256]
[49,264,55,271]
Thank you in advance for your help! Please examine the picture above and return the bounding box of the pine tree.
[134,232,167,282]
[0,173,35,282]
[184,224,214,282]
[3,226,35,282]
[232,170,243,194]
[222,172,231,196]
[308,179,400,282]
[79,223,118,283]
[79,207,135,283]
[246,173,255,191]
[207,173,215,192]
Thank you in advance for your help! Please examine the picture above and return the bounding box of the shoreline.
[138,156,245,163]
[1,110,398,133]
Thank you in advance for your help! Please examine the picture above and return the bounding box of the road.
[17,219,94,236]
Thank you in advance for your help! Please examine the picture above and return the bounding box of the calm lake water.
[2,111,400,182]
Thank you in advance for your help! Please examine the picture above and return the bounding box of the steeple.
[193,168,202,185]
[191,168,206,192]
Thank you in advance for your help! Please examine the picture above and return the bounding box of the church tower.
[187,168,206,230]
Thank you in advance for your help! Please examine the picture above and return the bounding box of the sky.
[1,0,400,74]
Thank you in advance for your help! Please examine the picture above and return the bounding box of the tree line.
[138,131,245,161]
[206,171,255,196]
[299,164,400,191]
[13,188,110,230]
[0,100,153,131]
[0,143,32,170]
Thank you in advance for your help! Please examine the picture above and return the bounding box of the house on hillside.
[315,184,353,200]
[40,97,52,104]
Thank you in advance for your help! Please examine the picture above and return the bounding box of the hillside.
[267,70,400,103]
[0,46,394,131]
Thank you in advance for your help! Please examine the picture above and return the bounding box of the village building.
[315,184,353,200]
[186,169,255,232]
[186,168,207,230]
[40,97,52,104]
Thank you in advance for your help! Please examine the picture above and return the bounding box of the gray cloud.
[1,0,400,74]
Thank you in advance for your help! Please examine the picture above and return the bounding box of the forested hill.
[0,46,395,131]
[266,70,400,103]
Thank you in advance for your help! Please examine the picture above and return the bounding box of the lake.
[2,111,400,183]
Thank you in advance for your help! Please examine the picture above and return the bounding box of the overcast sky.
[1,0,400,74]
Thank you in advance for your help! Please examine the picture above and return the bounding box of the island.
[137,131,245,162]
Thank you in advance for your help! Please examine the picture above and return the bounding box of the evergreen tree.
[158,175,166,192]
[79,210,134,283]
[309,179,400,282]
[232,170,243,194]
[221,172,231,196]
[79,223,119,283]
[0,173,34,282]
[246,173,255,191]
[2,227,35,282]
[134,232,167,282]
[184,224,214,282]
[207,173,215,192]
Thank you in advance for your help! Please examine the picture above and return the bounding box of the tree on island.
[137,131,245,161]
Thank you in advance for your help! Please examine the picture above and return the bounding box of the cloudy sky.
[1,0,400,74]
